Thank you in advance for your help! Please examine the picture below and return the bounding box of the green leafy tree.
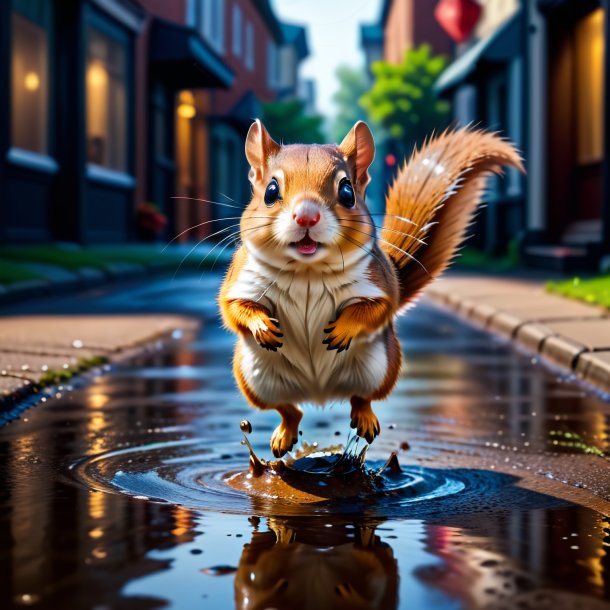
[331,65,369,143]
[360,44,450,155]
[261,99,325,144]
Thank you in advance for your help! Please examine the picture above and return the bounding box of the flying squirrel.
[219,120,523,457]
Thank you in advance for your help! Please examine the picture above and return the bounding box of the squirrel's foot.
[322,318,356,352]
[350,396,380,444]
[270,404,303,458]
[252,316,283,351]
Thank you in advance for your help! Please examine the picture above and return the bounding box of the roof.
[380,0,392,27]
[150,18,234,89]
[252,0,284,44]
[281,23,309,59]
[360,23,383,46]
[434,12,523,95]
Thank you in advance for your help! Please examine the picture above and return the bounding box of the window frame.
[232,3,242,58]
[245,21,254,71]
[9,0,55,158]
[84,7,134,179]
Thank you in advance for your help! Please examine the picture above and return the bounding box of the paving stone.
[458,288,547,318]
[516,323,555,353]
[0,375,33,397]
[0,353,81,382]
[488,299,605,337]
[0,315,198,354]
[575,352,610,392]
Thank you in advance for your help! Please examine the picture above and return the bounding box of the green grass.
[0,245,109,270]
[547,275,610,309]
[0,260,44,285]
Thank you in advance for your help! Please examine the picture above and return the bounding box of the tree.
[331,65,369,143]
[360,44,451,155]
[261,99,325,144]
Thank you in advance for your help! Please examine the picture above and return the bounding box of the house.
[434,0,525,255]
[0,0,234,245]
[381,0,453,63]
[189,0,285,232]
[277,23,309,102]
[436,0,610,271]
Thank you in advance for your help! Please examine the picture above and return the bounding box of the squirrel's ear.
[245,119,280,183]
[339,121,375,190]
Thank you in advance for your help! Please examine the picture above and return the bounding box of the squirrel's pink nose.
[293,201,321,227]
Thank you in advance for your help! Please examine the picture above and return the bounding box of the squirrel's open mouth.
[291,233,318,256]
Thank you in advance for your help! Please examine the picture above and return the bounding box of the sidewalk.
[0,314,199,415]
[426,275,610,394]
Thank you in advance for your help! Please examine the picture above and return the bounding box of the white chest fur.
[227,252,390,406]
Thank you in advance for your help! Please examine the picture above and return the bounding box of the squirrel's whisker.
[338,223,429,275]
[340,218,427,246]
[334,237,346,274]
[171,196,245,211]
[175,220,271,278]
[163,216,272,252]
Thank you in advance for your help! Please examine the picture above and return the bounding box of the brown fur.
[220,121,522,455]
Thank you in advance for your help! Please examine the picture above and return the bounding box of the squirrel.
[220,119,523,457]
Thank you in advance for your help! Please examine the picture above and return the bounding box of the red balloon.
[434,0,482,44]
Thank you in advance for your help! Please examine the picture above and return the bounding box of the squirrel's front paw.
[322,318,356,352]
[251,316,283,351]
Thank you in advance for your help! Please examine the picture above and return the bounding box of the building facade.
[436,0,610,270]
[381,0,454,64]
[0,0,308,246]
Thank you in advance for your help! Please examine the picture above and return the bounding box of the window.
[86,26,128,171]
[267,41,278,89]
[232,4,242,58]
[245,22,254,71]
[11,0,50,154]
[201,0,225,54]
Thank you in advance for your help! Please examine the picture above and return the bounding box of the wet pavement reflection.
[1,274,610,609]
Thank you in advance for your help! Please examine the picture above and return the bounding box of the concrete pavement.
[427,275,610,394]
[0,314,199,409]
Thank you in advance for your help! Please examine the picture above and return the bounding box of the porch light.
[177,102,196,119]
[24,71,40,91]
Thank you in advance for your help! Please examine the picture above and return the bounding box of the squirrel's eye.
[264,178,281,206]
[338,178,355,208]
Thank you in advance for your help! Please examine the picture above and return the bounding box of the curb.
[0,315,200,421]
[426,276,610,396]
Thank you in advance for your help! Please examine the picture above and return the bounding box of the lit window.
[11,0,50,153]
[86,26,128,171]
[245,22,254,71]
[232,4,242,58]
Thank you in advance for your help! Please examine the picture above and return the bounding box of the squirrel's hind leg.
[270,404,303,458]
[350,396,381,444]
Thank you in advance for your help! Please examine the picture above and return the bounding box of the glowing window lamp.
[177,90,196,120]
[24,71,40,91]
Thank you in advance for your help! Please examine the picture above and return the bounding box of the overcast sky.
[271,0,384,120]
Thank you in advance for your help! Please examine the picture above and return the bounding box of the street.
[1,272,610,610]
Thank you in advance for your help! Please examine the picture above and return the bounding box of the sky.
[271,0,384,120]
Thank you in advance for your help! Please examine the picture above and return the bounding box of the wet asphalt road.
[2,272,610,610]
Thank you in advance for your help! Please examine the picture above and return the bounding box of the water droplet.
[72,339,83,349]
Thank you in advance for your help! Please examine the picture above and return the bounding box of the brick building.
[0,0,308,245]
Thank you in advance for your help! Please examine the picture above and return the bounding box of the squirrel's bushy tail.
[380,128,524,309]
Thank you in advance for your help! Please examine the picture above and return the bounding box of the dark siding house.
[0,0,235,245]
[435,0,610,271]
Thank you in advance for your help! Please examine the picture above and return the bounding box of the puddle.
[1,276,610,609]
